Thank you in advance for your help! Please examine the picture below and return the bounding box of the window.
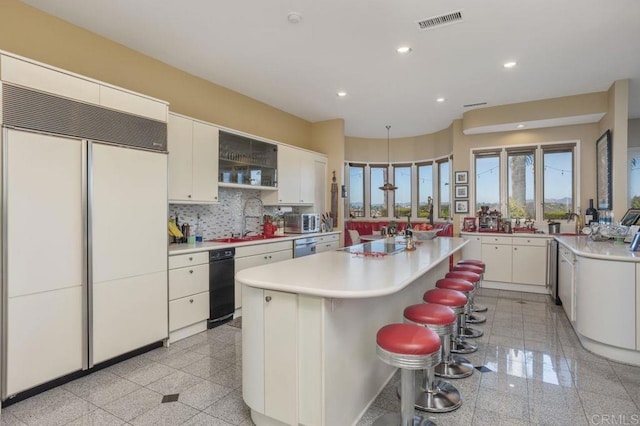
[629,148,640,208]
[417,162,433,218]
[507,149,535,218]
[438,159,450,218]
[543,147,574,220]
[348,164,364,217]
[370,166,388,217]
[393,165,412,218]
[474,152,500,213]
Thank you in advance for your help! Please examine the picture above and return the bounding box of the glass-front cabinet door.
[219,131,277,188]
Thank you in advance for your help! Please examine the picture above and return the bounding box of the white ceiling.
[22,0,640,138]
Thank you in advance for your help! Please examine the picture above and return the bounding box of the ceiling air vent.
[417,10,463,31]
[463,102,487,108]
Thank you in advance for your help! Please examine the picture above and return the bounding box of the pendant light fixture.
[379,125,398,191]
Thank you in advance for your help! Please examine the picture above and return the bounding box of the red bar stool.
[373,324,441,426]
[454,262,488,313]
[436,278,483,339]
[423,288,477,356]
[445,270,487,322]
[449,265,486,324]
[402,303,463,412]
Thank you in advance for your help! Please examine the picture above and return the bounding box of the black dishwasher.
[208,247,235,328]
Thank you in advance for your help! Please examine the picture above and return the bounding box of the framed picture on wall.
[455,171,468,184]
[455,185,468,198]
[454,199,469,214]
[596,130,612,210]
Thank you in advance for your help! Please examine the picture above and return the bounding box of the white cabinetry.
[262,145,317,205]
[512,238,547,286]
[234,241,293,310]
[168,113,219,203]
[168,252,210,342]
[461,235,481,260]
[316,233,340,253]
[558,244,575,323]
[481,236,513,283]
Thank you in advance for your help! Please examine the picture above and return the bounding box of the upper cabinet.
[262,145,318,206]
[218,131,278,189]
[168,113,219,203]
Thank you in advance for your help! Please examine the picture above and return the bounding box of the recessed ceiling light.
[504,61,517,68]
[336,91,347,97]
[397,46,412,54]
[517,124,526,129]
[436,97,446,103]
[287,12,302,24]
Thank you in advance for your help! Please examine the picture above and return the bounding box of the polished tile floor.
[2,289,640,425]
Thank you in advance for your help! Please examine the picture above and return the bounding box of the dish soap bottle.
[194,213,203,242]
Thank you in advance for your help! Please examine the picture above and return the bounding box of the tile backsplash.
[169,188,282,240]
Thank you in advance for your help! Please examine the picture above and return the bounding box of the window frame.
[437,158,451,219]
[347,163,366,218]
[417,161,434,218]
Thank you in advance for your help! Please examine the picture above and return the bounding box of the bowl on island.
[412,230,439,241]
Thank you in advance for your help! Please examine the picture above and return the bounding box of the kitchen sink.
[208,235,286,243]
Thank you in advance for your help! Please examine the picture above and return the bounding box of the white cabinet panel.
[93,271,168,364]
[235,244,293,309]
[1,55,100,104]
[6,287,83,395]
[99,85,167,122]
[6,130,83,297]
[235,241,292,258]
[461,235,481,260]
[91,143,168,283]
[299,151,315,204]
[558,249,575,322]
[242,285,265,412]
[169,264,209,300]
[169,291,209,332]
[482,244,512,282]
[264,290,298,424]
[168,114,194,201]
[169,252,209,270]
[512,244,547,286]
[192,121,219,202]
[275,145,300,204]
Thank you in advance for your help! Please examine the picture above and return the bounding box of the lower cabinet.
[512,238,547,286]
[557,244,575,323]
[168,252,210,341]
[316,233,340,253]
[235,241,293,310]
[481,236,513,283]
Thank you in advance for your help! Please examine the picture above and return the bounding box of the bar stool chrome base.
[372,413,436,426]
[472,303,488,313]
[466,313,486,324]
[435,355,474,379]
[414,378,462,413]
[451,338,477,354]
[460,326,484,338]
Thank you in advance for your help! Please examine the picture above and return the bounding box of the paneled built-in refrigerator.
[1,85,168,400]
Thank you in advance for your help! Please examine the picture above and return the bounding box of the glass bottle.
[585,199,598,225]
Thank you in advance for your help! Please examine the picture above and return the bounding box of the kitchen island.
[555,236,640,366]
[236,236,466,426]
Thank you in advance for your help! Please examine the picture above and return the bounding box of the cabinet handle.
[514,247,518,251]
[269,255,272,259]
[189,270,194,274]
[189,299,194,303]
[527,240,531,243]
[189,257,193,261]
[495,246,498,249]
[188,194,192,198]
[214,196,218,200]
[265,296,272,302]
[264,256,268,260]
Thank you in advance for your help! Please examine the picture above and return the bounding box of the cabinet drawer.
[169,252,209,269]
[169,291,209,332]
[316,241,339,253]
[481,236,513,245]
[513,237,547,247]
[317,234,339,244]
[236,241,292,258]
[559,245,574,261]
[169,263,209,300]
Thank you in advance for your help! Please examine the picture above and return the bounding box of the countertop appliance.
[209,247,235,327]
[548,239,560,304]
[293,237,317,257]
[284,213,320,233]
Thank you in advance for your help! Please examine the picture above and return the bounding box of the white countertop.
[236,236,466,299]
[555,235,640,262]
[168,231,341,255]
[461,231,553,238]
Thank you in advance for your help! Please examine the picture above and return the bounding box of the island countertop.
[236,236,466,299]
[555,235,640,262]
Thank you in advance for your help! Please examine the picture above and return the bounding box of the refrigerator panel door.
[6,129,84,297]
[91,143,168,283]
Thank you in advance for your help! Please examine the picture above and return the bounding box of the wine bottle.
[585,199,598,225]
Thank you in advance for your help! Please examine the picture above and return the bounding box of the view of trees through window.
[543,150,573,220]
[394,165,411,218]
[508,151,535,218]
[475,154,500,213]
[438,160,450,218]
[630,149,640,208]
[348,164,364,217]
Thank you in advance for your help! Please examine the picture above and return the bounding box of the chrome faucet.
[566,211,584,234]
[242,196,264,237]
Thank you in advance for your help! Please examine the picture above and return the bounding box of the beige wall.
[0,0,312,149]
[345,128,452,163]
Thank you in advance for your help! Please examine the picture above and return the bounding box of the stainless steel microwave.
[283,213,320,234]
